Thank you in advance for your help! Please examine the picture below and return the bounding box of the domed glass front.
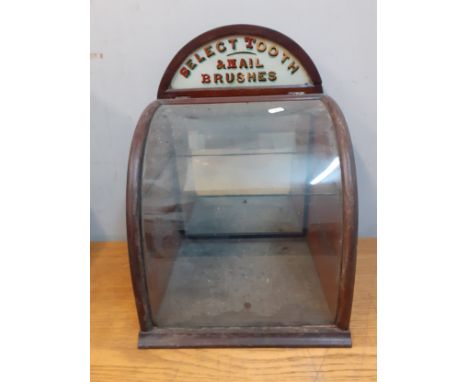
[141,99,343,328]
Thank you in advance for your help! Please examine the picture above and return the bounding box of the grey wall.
[91,0,376,241]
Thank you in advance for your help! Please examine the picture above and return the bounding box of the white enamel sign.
[170,35,313,89]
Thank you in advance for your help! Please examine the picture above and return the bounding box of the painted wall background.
[91,0,376,240]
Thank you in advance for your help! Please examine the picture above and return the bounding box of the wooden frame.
[126,25,357,348]
[126,100,161,332]
[126,94,358,348]
[157,24,323,99]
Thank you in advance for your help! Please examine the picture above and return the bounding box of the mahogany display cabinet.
[126,25,358,348]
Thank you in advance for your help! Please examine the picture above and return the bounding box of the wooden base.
[138,326,351,348]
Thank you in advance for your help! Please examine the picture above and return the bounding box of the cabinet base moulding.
[138,326,352,348]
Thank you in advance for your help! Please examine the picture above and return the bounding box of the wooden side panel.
[322,95,359,330]
[126,101,160,331]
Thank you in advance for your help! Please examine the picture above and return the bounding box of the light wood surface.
[91,239,376,381]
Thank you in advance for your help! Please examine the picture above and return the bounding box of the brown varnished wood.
[163,84,321,99]
[157,24,323,98]
[158,93,322,105]
[321,95,359,330]
[139,326,351,348]
[126,100,160,331]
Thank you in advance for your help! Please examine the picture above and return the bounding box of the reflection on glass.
[310,157,340,185]
[141,99,343,328]
[268,106,285,114]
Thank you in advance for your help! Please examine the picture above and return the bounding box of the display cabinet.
[127,25,358,348]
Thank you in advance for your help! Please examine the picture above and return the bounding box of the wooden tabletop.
[91,239,376,381]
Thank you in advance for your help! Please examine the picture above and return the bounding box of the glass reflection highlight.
[310,157,340,185]
[268,107,285,114]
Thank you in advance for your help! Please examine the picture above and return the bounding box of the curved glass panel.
[141,99,342,328]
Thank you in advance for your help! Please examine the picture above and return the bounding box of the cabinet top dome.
[158,24,323,99]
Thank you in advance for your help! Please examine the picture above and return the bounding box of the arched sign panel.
[158,25,323,98]
[171,35,312,88]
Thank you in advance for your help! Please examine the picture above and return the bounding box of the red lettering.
[194,53,205,63]
[216,41,226,53]
[228,38,238,50]
[180,67,190,78]
[244,36,256,49]
[204,45,215,57]
[214,73,223,84]
[201,74,211,84]
[227,59,237,69]
[185,59,196,70]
